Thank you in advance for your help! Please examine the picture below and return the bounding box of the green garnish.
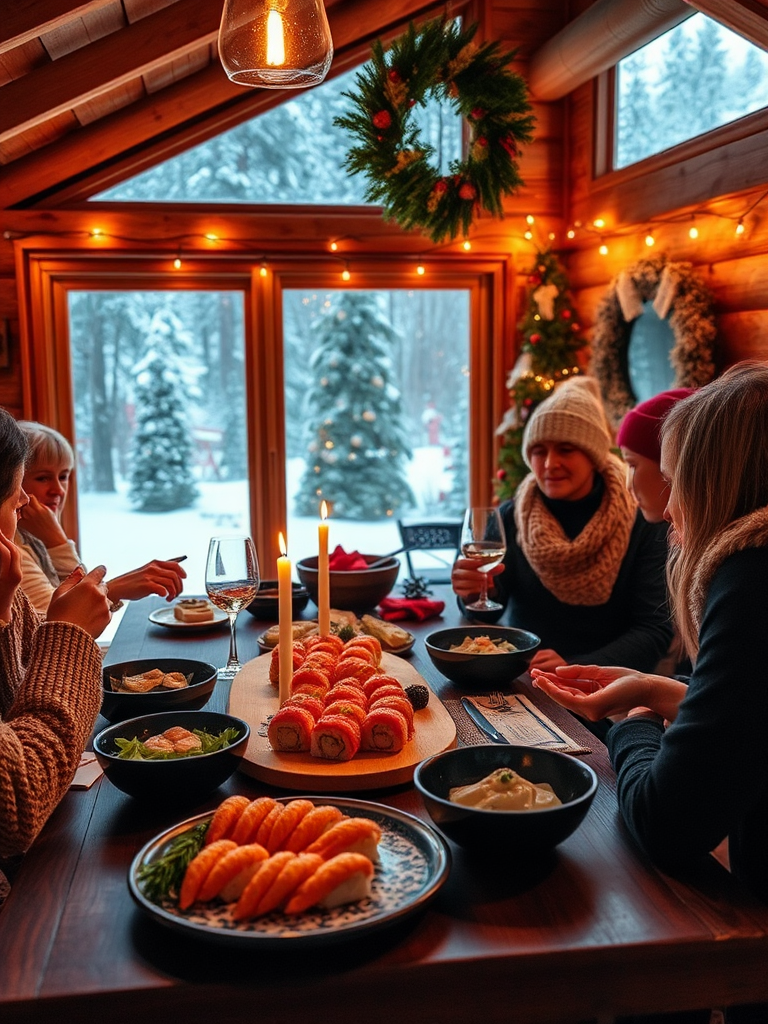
[499,770,514,784]
[136,821,209,902]
[114,727,240,760]
[335,623,357,643]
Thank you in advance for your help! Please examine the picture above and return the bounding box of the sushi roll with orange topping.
[290,665,331,695]
[268,705,316,753]
[269,640,307,684]
[323,700,367,727]
[284,692,325,720]
[324,683,367,708]
[310,714,361,761]
[343,635,382,665]
[336,645,378,667]
[332,657,379,685]
[360,707,410,754]
[304,816,381,861]
[369,694,414,738]
[361,683,405,704]
[284,852,375,913]
[304,634,344,656]
[362,673,404,700]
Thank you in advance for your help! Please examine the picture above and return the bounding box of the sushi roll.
[324,683,367,708]
[361,673,404,700]
[336,645,378,667]
[284,693,325,720]
[323,700,367,727]
[360,707,410,754]
[304,634,344,657]
[342,635,383,665]
[290,665,331,695]
[310,714,361,761]
[284,853,375,913]
[269,640,307,684]
[332,657,379,685]
[368,694,414,738]
[268,705,316,753]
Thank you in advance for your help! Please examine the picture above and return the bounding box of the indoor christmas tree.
[295,291,414,520]
[128,353,199,512]
[494,249,588,501]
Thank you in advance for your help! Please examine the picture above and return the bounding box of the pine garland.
[335,18,535,243]
[494,250,588,501]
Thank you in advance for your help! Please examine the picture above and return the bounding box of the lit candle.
[277,531,293,706]
[318,500,330,636]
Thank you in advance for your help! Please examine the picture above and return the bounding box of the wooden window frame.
[15,242,510,568]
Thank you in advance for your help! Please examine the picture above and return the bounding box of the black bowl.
[244,580,310,621]
[414,744,598,855]
[424,626,541,687]
[93,710,250,801]
[297,555,400,611]
[101,658,218,723]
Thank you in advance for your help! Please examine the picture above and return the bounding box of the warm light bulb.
[736,220,745,236]
[260,263,268,277]
[524,230,533,240]
[689,225,699,239]
[330,241,338,251]
[526,214,535,225]
[599,243,609,256]
[173,257,182,269]
[593,218,605,229]
[218,0,333,89]
[645,232,655,247]
[90,228,103,237]
[205,232,218,241]
[342,267,351,281]
[416,264,425,276]
[566,229,576,239]
[462,240,471,251]
[548,232,556,241]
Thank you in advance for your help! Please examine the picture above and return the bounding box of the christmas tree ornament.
[335,17,535,243]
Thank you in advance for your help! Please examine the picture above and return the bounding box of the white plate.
[129,796,451,947]
[149,605,229,630]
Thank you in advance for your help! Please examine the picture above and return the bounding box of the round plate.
[149,605,229,631]
[128,796,451,947]
[256,627,415,657]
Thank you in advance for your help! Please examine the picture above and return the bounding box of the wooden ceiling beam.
[1,0,448,208]
[0,0,116,54]
[685,1,768,50]
[0,0,219,142]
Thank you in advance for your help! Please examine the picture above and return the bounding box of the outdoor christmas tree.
[295,292,414,520]
[128,352,199,512]
[494,249,588,501]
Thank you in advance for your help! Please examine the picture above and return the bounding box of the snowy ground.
[79,447,458,634]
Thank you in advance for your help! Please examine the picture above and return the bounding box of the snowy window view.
[70,290,250,593]
[615,13,768,170]
[92,65,461,204]
[283,289,469,567]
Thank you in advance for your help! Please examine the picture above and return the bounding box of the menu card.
[465,695,591,754]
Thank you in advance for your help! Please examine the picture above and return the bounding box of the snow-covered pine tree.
[494,250,588,502]
[295,292,414,520]
[128,348,199,513]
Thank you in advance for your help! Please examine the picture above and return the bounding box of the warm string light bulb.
[645,231,655,247]
[259,262,268,278]
[341,264,351,281]
[173,256,182,270]
[598,243,609,256]
[416,263,425,276]
[330,241,338,251]
[462,240,471,251]
[735,219,745,236]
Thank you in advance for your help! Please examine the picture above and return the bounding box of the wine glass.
[460,507,507,612]
[205,536,260,678]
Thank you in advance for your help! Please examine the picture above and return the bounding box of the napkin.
[328,545,369,570]
[378,596,445,622]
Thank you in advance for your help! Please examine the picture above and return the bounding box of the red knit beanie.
[617,388,695,463]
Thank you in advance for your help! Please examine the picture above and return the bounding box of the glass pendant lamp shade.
[218,0,333,88]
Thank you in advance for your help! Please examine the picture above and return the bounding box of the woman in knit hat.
[0,408,111,859]
[617,388,694,523]
[452,375,673,673]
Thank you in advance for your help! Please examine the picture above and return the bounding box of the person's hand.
[47,564,111,638]
[529,648,567,672]
[17,494,69,549]
[531,664,687,723]
[106,559,186,603]
[451,557,504,600]
[0,530,23,623]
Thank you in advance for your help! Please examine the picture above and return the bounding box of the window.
[93,66,461,204]
[615,12,768,169]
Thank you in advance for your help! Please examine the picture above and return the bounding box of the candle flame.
[266,9,285,66]
[320,500,328,521]
[278,531,287,556]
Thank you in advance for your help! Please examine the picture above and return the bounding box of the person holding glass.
[451,375,672,674]
[14,421,186,614]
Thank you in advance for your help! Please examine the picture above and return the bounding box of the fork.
[487,691,514,712]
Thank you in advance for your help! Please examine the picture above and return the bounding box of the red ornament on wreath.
[561,309,572,319]
[372,110,392,130]
[458,182,477,201]
[529,333,541,344]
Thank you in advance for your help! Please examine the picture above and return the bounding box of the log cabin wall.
[563,2,768,373]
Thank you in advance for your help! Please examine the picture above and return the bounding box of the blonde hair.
[17,421,75,472]
[663,361,768,657]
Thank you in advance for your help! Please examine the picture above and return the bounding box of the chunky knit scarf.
[689,505,768,635]
[514,454,636,605]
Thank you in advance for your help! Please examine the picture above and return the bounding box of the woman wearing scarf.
[452,375,673,673]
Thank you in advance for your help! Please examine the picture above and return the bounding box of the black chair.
[397,519,463,583]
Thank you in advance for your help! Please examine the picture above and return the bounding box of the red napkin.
[378,597,445,622]
[328,545,369,571]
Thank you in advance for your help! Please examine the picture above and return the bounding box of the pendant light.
[218,0,333,89]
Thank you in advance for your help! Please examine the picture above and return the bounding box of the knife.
[461,698,509,744]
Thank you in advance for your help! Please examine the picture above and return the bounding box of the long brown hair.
[663,361,768,656]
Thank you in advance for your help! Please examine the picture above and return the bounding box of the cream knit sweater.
[0,589,102,858]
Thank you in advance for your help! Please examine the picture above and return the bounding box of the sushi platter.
[228,653,457,791]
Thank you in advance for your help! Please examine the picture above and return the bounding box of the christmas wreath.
[335,18,535,243]
[591,254,717,427]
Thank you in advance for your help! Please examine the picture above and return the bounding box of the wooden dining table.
[3,586,768,1024]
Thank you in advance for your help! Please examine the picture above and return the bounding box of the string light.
[462,240,471,251]
[566,228,576,239]
[416,262,425,276]
[204,232,218,241]
[599,243,609,256]
[525,214,535,225]
[173,256,182,269]
[523,229,533,240]
[688,219,699,240]
[645,231,655,247]
[735,219,745,236]
[90,228,103,237]
[341,263,351,281]
[259,262,268,277]
[593,218,605,229]
[330,241,338,251]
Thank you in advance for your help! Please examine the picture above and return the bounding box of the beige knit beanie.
[522,375,612,470]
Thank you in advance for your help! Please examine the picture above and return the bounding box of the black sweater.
[608,547,768,903]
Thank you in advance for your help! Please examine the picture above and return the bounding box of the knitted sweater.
[0,589,103,859]
[608,546,768,902]
[464,488,673,672]
[16,528,81,614]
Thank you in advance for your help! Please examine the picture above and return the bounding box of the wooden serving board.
[227,653,457,791]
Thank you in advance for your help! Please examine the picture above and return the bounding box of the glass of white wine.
[461,507,507,612]
[205,536,260,678]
